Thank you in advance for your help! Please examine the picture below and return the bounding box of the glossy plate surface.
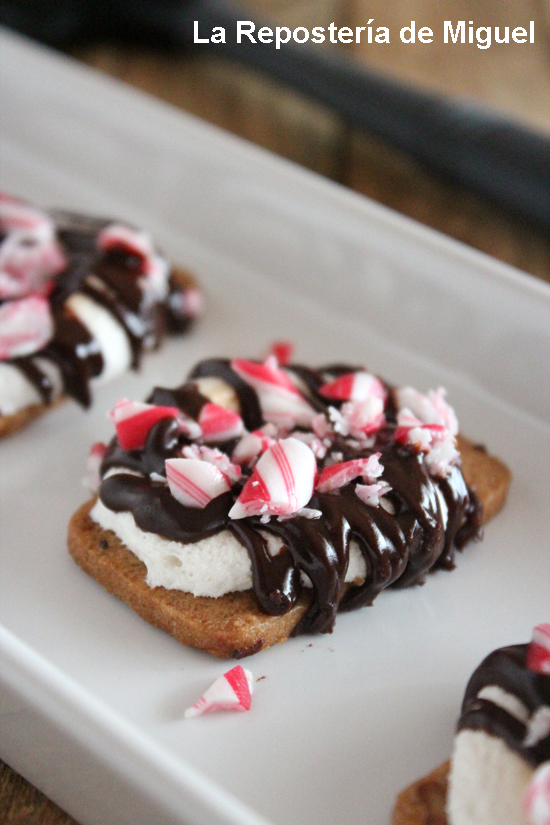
[0,29,549,825]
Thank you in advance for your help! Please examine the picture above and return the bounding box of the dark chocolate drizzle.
[2,209,196,410]
[457,643,550,767]
[99,360,482,637]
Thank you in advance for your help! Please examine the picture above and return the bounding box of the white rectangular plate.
[1,29,549,825]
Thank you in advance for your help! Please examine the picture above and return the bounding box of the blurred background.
[68,0,550,279]
[0,0,549,822]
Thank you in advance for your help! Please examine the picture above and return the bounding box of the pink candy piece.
[265,340,294,366]
[184,665,253,718]
[0,295,54,359]
[110,399,180,451]
[232,428,277,466]
[319,371,387,403]
[355,481,393,508]
[316,454,383,494]
[231,357,315,428]
[181,444,241,483]
[0,196,66,299]
[396,386,458,436]
[525,762,550,825]
[394,409,459,478]
[229,437,317,520]
[166,457,231,508]
[198,403,244,444]
[527,625,550,675]
[84,442,107,494]
[329,397,385,440]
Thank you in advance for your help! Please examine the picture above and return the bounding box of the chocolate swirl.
[458,644,550,767]
[98,359,482,637]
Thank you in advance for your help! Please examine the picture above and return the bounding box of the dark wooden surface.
[2,1,549,822]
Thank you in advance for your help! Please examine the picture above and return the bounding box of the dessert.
[393,624,550,825]
[0,193,202,437]
[68,347,510,658]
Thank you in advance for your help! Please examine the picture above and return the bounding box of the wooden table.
[2,1,549,822]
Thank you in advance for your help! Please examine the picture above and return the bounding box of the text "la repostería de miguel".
[194,19,536,50]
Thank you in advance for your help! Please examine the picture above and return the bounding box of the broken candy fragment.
[0,295,54,359]
[166,457,231,508]
[527,624,550,675]
[319,371,386,402]
[184,665,253,718]
[316,454,383,493]
[198,402,244,444]
[110,399,181,451]
[229,437,317,520]
[231,356,315,428]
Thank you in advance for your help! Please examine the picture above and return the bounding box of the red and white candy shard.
[525,762,550,825]
[0,195,67,300]
[166,457,231,508]
[184,665,253,718]
[316,454,383,494]
[355,481,392,508]
[229,437,317,520]
[83,442,107,493]
[396,386,458,436]
[265,340,294,366]
[232,427,277,467]
[319,371,387,403]
[395,409,459,478]
[527,625,550,675]
[181,444,241,483]
[0,295,54,360]
[329,397,385,440]
[110,399,181,451]
[231,357,315,429]
[198,402,244,444]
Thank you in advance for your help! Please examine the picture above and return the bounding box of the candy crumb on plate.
[184,665,253,718]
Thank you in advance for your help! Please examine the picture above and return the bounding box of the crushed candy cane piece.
[181,444,241,483]
[110,399,180,451]
[232,428,277,466]
[525,762,550,825]
[83,442,107,493]
[527,625,550,675]
[396,386,458,436]
[231,357,315,428]
[329,397,385,440]
[319,371,387,403]
[395,409,459,478]
[229,437,317,519]
[316,454,383,493]
[355,481,393,508]
[0,195,67,299]
[184,665,253,718]
[166,457,231,508]
[266,340,294,366]
[198,402,244,443]
[0,295,54,359]
[97,223,152,271]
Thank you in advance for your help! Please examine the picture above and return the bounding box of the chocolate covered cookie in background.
[68,345,510,658]
[0,193,202,438]
[393,624,550,825]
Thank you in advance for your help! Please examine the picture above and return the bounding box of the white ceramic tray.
[1,29,549,825]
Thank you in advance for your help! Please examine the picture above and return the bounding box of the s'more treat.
[393,624,550,825]
[0,194,202,437]
[68,345,510,658]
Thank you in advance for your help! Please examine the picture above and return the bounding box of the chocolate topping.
[457,643,550,767]
[98,360,482,636]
